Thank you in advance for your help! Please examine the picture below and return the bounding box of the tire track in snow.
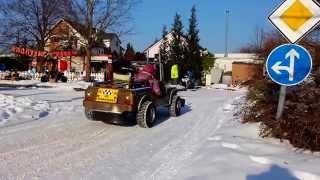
[135,90,242,180]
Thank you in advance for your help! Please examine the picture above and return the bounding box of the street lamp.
[224,10,230,58]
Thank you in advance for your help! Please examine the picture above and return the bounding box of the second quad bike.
[83,63,185,128]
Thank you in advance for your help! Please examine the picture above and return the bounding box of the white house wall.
[214,53,263,72]
[144,32,185,59]
[145,40,163,59]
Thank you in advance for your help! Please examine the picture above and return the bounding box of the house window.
[51,37,60,43]
[104,40,111,48]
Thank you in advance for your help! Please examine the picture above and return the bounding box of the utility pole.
[224,10,230,57]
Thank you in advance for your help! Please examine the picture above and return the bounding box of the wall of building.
[110,37,121,54]
[46,20,85,52]
[144,38,167,59]
[214,53,262,72]
[144,32,185,59]
[232,63,263,84]
[70,56,84,72]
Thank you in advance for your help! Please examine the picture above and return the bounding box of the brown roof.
[63,19,88,37]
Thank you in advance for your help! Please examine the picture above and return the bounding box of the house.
[143,32,187,61]
[212,53,264,85]
[143,32,208,62]
[213,53,262,72]
[45,19,121,72]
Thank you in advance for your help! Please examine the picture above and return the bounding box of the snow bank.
[206,83,247,92]
[43,81,91,91]
[0,80,40,86]
[0,94,50,127]
[0,80,91,90]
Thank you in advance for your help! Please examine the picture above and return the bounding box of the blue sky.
[124,0,283,53]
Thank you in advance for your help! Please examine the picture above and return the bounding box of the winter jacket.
[171,64,179,80]
[135,65,161,96]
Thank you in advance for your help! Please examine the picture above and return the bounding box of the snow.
[174,108,320,180]
[0,94,50,127]
[249,156,272,165]
[0,81,319,180]
[206,83,247,92]
[0,80,91,90]
[0,80,90,128]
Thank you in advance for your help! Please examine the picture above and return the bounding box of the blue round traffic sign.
[266,44,312,86]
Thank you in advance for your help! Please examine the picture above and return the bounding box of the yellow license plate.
[96,88,118,103]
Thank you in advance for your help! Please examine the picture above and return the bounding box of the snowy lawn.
[0,80,89,127]
[0,82,319,180]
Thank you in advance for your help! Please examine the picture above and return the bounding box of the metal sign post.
[276,86,287,120]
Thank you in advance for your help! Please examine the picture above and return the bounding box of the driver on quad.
[134,64,161,96]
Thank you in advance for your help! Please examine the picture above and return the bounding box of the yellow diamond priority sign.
[269,0,320,43]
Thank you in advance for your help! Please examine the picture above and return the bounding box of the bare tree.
[0,0,72,51]
[70,0,137,80]
[240,25,265,54]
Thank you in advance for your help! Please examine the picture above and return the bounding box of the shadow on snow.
[91,104,192,128]
[247,165,299,180]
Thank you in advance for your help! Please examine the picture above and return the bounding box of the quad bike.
[83,63,185,128]
[181,75,195,89]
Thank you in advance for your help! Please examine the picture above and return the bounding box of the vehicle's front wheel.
[137,101,156,128]
[170,95,182,117]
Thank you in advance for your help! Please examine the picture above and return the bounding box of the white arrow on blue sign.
[266,44,312,86]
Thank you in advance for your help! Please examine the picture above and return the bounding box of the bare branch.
[0,0,73,50]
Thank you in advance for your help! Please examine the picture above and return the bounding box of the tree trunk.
[85,47,92,81]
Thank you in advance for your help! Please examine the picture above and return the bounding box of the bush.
[242,79,278,123]
[201,56,215,73]
[314,72,320,87]
[246,79,279,104]
[242,77,320,151]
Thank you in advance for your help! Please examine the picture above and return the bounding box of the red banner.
[11,46,76,58]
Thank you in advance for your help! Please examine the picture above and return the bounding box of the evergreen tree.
[159,25,169,63]
[126,43,135,53]
[170,13,185,77]
[124,43,135,61]
[186,5,202,80]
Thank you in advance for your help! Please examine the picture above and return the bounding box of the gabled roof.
[63,19,87,38]
[143,32,191,53]
[50,19,120,42]
[143,32,174,52]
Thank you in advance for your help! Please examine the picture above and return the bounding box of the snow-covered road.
[0,84,319,180]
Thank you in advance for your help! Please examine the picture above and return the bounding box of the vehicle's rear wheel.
[170,95,182,117]
[85,109,95,120]
[137,101,156,128]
